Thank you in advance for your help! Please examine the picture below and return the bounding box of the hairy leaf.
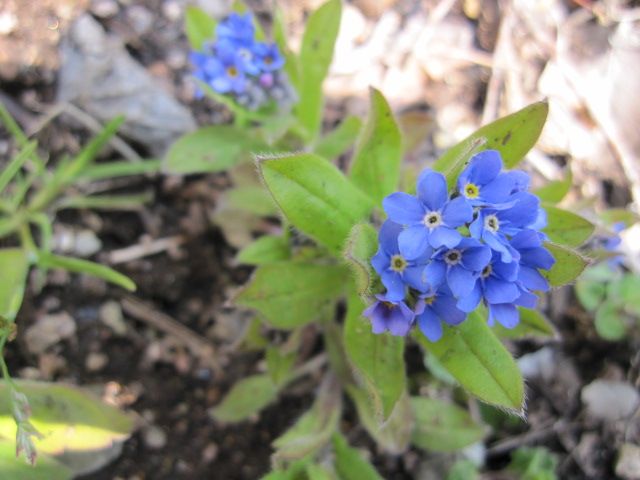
[236,262,347,329]
[543,205,594,247]
[415,311,525,413]
[344,294,406,420]
[258,152,374,255]
[349,88,403,204]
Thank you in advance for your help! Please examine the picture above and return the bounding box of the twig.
[106,235,186,264]
[28,102,141,162]
[121,295,219,372]
[486,418,557,455]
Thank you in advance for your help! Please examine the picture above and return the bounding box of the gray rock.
[581,379,640,421]
[57,15,196,156]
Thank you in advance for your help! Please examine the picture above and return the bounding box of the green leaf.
[433,101,548,188]
[237,235,291,265]
[29,117,125,211]
[332,433,384,480]
[257,153,374,255]
[575,278,607,311]
[314,116,362,161]
[594,301,626,340]
[0,141,36,193]
[0,248,28,320]
[343,294,406,420]
[0,380,135,454]
[0,440,72,480]
[36,252,136,292]
[414,310,525,413]
[411,397,487,452]
[533,171,572,203]
[494,308,557,339]
[272,378,341,461]
[447,460,479,480]
[54,192,153,211]
[235,262,347,329]
[542,242,590,287]
[599,208,638,227]
[398,110,434,154]
[273,8,300,91]
[185,6,217,51]
[543,205,594,247]
[508,447,558,480]
[226,186,278,217]
[210,374,279,422]
[342,223,378,296]
[77,159,161,181]
[615,274,640,316]
[348,88,403,205]
[305,464,335,480]
[296,0,342,139]
[165,126,266,174]
[266,347,297,386]
[347,386,413,454]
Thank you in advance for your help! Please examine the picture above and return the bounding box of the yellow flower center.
[464,183,480,199]
[423,296,436,306]
[390,254,408,273]
[227,66,239,77]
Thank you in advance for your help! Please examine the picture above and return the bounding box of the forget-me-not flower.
[383,169,473,259]
[363,294,415,336]
[415,285,467,342]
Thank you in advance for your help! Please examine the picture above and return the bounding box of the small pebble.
[86,352,109,371]
[91,0,119,18]
[100,301,127,335]
[143,425,167,450]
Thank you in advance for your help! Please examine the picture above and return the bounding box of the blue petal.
[489,303,520,329]
[461,245,492,272]
[447,265,477,298]
[404,265,429,292]
[466,150,503,185]
[423,260,446,290]
[417,170,447,211]
[483,232,514,263]
[499,192,540,226]
[442,197,473,227]
[506,170,530,193]
[429,226,461,249]
[481,173,518,204]
[456,283,483,312]
[370,249,389,275]
[492,255,519,281]
[383,192,424,225]
[378,221,402,255]
[515,289,537,308]
[398,226,430,260]
[484,277,520,304]
[417,308,443,341]
[432,294,467,325]
[469,215,484,239]
[520,247,555,270]
[388,302,414,336]
[518,266,549,292]
[381,271,405,301]
[510,229,542,250]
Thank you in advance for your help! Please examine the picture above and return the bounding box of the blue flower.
[415,286,467,342]
[371,221,433,299]
[469,192,540,262]
[383,169,473,259]
[254,42,285,72]
[216,13,255,46]
[510,229,555,294]
[457,150,519,206]
[457,250,519,309]
[424,237,492,299]
[190,44,247,94]
[217,38,261,76]
[363,294,415,336]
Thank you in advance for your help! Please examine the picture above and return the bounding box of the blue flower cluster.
[364,150,556,342]
[189,13,296,110]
